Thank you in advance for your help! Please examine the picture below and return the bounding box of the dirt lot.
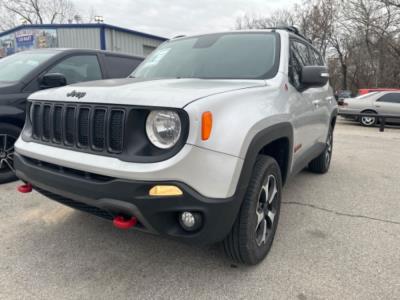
[0,119,399,299]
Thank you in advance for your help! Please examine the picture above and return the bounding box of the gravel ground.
[0,119,399,300]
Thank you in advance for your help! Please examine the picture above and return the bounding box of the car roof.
[171,29,277,41]
[364,91,400,99]
[375,91,400,95]
[170,29,314,50]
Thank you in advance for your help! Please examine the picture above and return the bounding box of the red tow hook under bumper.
[113,216,138,229]
[17,183,33,193]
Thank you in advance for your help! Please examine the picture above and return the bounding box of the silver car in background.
[339,91,400,126]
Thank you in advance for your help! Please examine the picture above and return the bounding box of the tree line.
[0,0,95,31]
[236,0,400,94]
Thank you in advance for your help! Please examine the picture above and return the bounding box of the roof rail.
[172,35,186,39]
[268,26,312,44]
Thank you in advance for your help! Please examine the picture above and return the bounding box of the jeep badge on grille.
[67,90,86,99]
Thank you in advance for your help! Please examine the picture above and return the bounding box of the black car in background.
[0,48,144,183]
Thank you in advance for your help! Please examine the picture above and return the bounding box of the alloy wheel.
[0,134,16,173]
[361,116,376,126]
[255,174,278,246]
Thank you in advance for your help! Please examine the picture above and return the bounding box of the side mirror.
[39,73,67,89]
[301,66,329,88]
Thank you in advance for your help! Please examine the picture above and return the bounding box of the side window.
[143,45,156,56]
[47,55,102,85]
[289,41,305,90]
[377,93,400,103]
[104,55,143,78]
[292,41,313,66]
[310,48,324,66]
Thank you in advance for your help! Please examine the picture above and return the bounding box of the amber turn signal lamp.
[201,111,213,141]
[149,185,183,196]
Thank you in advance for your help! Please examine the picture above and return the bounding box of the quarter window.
[377,93,400,103]
[47,55,102,84]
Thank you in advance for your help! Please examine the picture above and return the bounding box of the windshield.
[132,32,279,80]
[0,52,57,82]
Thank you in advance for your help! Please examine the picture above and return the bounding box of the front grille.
[53,105,63,143]
[78,108,90,147]
[42,105,51,140]
[93,108,106,149]
[30,102,126,154]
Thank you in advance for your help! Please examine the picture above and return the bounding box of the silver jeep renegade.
[14,28,337,265]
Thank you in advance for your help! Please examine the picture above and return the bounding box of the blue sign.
[16,35,34,48]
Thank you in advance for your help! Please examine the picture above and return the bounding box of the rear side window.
[291,41,313,66]
[289,39,325,90]
[143,45,156,56]
[310,48,324,66]
[289,40,314,89]
[47,55,102,84]
[377,93,400,103]
[104,55,143,78]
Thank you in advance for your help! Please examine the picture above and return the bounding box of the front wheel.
[0,123,20,184]
[223,155,282,265]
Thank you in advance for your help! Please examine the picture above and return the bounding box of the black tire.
[308,127,333,174]
[359,110,377,127]
[223,155,282,265]
[0,122,20,184]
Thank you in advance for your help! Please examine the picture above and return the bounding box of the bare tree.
[235,0,400,92]
[379,0,400,8]
[0,0,77,26]
[235,10,295,30]
[0,6,19,31]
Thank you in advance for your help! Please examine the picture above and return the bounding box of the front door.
[289,39,328,170]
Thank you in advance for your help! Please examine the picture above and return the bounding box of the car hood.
[0,81,20,95]
[28,78,266,108]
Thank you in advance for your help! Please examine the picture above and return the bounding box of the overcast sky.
[73,0,300,38]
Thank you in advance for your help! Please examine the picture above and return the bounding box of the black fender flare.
[234,122,294,199]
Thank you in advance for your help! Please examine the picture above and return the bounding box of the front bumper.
[15,153,243,245]
[15,139,243,199]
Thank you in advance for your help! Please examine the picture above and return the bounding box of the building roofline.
[0,23,168,41]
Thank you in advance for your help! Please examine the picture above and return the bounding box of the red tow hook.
[113,216,137,230]
[18,183,33,193]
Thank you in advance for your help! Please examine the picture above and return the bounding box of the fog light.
[149,185,183,196]
[179,211,202,232]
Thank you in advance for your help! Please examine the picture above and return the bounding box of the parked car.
[358,88,400,96]
[0,49,144,183]
[339,91,400,126]
[335,90,352,105]
[14,28,337,265]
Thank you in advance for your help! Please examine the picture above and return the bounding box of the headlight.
[146,110,182,149]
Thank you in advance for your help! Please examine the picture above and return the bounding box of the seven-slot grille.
[30,102,125,153]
